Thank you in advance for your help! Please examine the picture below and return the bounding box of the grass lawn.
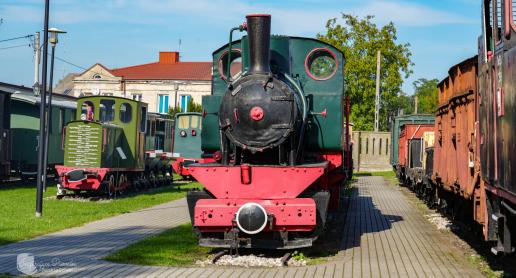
[104,223,327,267]
[105,223,214,266]
[0,181,200,246]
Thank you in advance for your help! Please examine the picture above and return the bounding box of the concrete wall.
[352,131,392,172]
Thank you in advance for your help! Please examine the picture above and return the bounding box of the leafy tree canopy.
[413,78,439,114]
[317,14,413,131]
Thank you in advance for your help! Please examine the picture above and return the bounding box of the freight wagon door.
[409,139,423,168]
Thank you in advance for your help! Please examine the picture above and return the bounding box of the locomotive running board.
[189,162,329,199]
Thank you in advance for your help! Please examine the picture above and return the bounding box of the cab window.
[81,101,95,121]
[120,103,132,123]
[139,106,147,132]
[100,99,115,122]
[177,116,189,129]
[495,0,503,42]
[191,116,199,129]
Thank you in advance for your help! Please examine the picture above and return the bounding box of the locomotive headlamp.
[235,202,268,234]
[180,130,187,137]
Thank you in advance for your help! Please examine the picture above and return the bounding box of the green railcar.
[10,92,76,178]
[171,112,205,178]
[173,113,202,158]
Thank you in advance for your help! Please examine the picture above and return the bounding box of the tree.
[317,14,413,131]
[413,78,439,114]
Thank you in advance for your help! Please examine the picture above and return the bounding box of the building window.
[132,94,142,101]
[180,95,191,112]
[158,94,169,114]
[93,74,102,79]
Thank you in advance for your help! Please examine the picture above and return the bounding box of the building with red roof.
[70,52,212,113]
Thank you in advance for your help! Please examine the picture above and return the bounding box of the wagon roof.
[11,91,76,109]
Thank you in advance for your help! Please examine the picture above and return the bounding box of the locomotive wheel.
[149,172,157,188]
[107,175,115,197]
[118,174,127,194]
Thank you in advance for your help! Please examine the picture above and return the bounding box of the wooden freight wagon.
[434,56,478,201]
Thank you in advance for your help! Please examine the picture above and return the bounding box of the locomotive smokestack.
[246,14,271,74]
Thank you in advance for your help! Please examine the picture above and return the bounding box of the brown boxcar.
[430,56,487,236]
[434,56,479,199]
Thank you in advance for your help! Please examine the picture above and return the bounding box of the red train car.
[397,123,434,186]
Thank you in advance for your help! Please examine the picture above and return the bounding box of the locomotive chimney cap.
[246,14,271,18]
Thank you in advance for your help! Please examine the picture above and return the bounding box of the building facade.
[68,52,211,113]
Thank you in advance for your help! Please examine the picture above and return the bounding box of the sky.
[0,0,480,94]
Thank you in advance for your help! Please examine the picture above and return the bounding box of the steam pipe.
[227,26,243,83]
[246,14,271,74]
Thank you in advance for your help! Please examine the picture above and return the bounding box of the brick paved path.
[0,177,482,277]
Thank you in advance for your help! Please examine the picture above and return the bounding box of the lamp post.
[35,0,50,218]
[42,28,66,192]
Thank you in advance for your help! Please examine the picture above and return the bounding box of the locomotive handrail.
[282,73,308,162]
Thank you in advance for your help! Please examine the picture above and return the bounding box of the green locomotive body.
[56,96,172,195]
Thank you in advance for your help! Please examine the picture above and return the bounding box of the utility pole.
[414,95,418,114]
[374,50,381,132]
[33,32,40,96]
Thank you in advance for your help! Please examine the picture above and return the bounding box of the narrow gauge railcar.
[55,96,172,195]
[171,113,215,179]
[145,112,175,181]
[396,123,434,188]
[0,89,11,180]
[187,14,352,249]
[390,114,434,172]
[10,92,76,179]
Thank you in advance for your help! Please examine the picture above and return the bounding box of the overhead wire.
[0,43,31,50]
[48,53,119,80]
[0,34,34,44]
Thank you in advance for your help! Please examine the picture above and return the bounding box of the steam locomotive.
[186,15,352,249]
